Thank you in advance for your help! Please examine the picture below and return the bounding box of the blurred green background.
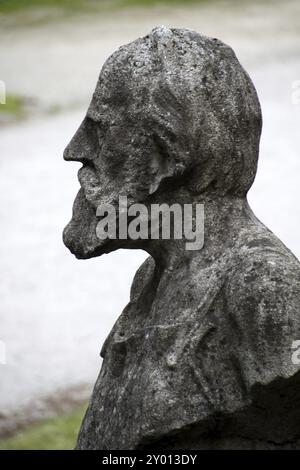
[0,0,207,14]
[0,404,87,450]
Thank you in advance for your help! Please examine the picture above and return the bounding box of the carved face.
[63,61,157,259]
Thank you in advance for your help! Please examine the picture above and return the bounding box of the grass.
[0,0,86,13]
[0,0,207,14]
[0,0,214,29]
[0,404,87,450]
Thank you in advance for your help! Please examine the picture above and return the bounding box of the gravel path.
[0,0,299,432]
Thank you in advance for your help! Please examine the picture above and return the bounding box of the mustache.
[77,164,108,207]
[77,164,138,208]
[77,163,99,188]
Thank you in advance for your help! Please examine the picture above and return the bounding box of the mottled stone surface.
[63,27,300,449]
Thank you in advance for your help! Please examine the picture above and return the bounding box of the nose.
[63,117,97,163]
[63,139,79,162]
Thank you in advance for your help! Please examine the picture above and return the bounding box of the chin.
[63,189,132,258]
[63,220,118,259]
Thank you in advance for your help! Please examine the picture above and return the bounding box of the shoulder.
[226,240,300,306]
[224,240,300,374]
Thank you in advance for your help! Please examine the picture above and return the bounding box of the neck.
[144,193,250,271]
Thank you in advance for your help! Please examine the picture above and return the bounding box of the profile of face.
[63,26,262,259]
[63,61,154,259]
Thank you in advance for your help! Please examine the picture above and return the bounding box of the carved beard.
[63,189,112,259]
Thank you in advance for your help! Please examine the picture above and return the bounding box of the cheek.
[98,128,130,177]
[94,127,153,199]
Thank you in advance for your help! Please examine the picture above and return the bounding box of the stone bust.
[63,27,300,449]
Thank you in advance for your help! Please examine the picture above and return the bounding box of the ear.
[149,135,186,195]
[149,142,175,195]
[149,154,185,196]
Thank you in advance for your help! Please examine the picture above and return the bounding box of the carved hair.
[97,26,262,196]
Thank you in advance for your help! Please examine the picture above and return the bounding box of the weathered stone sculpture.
[63,27,300,449]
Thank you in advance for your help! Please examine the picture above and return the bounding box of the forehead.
[87,43,156,122]
[87,59,134,122]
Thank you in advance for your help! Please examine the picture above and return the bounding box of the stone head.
[63,26,262,259]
